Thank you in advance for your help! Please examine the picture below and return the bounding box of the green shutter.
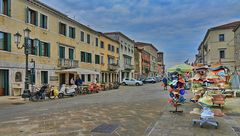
[35,11,38,26]
[40,14,43,28]
[59,22,61,34]
[69,27,72,38]
[44,16,47,29]
[73,28,75,39]
[7,33,11,52]
[34,44,37,55]
[25,7,29,23]
[7,0,11,16]
[47,43,50,57]
[39,41,42,56]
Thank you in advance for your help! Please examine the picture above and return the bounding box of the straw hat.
[198,96,213,106]
[190,108,201,115]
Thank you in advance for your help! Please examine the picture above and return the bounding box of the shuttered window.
[59,46,65,59]
[69,48,74,60]
[40,14,48,29]
[27,8,38,26]
[0,0,11,16]
[59,22,66,36]
[39,41,50,57]
[0,31,11,52]
[69,26,75,39]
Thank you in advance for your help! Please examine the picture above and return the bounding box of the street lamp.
[14,28,39,98]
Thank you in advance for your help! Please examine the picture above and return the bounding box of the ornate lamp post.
[14,28,39,98]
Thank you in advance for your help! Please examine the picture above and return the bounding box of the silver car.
[122,78,143,86]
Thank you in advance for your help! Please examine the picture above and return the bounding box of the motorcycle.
[29,84,48,102]
[45,85,59,99]
[58,84,77,98]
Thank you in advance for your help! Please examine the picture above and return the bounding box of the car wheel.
[136,83,140,86]
[123,82,127,86]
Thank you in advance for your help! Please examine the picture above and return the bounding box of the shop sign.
[50,76,58,81]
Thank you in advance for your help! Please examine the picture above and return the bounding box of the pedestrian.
[70,77,75,85]
[75,75,83,86]
[162,77,168,90]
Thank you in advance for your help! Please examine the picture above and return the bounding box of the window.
[108,44,115,52]
[124,56,131,65]
[100,41,104,48]
[220,50,225,59]
[95,38,99,46]
[95,55,100,64]
[125,46,127,51]
[219,34,224,42]
[59,22,66,36]
[29,70,35,84]
[87,74,91,82]
[101,56,104,64]
[15,72,22,82]
[40,14,48,29]
[27,8,38,26]
[41,71,48,84]
[112,46,115,52]
[0,31,11,51]
[69,48,74,60]
[81,51,92,63]
[59,46,65,59]
[108,56,114,64]
[87,34,90,44]
[80,31,84,42]
[69,26,75,39]
[81,75,85,82]
[0,0,11,16]
[39,41,50,57]
[117,48,119,53]
[108,44,111,51]
[28,39,37,55]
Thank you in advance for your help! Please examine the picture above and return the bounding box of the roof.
[157,52,163,54]
[233,24,240,32]
[29,0,99,35]
[104,32,135,43]
[202,21,240,44]
[135,42,158,52]
[98,32,120,44]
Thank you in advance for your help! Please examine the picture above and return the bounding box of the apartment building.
[135,42,158,77]
[0,0,105,96]
[195,21,240,72]
[104,32,135,82]
[157,52,165,75]
[99,32,120,83]
[233,24,240,71]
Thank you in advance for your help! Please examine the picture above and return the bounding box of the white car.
[143,77,157,83]
[122,78,143,86]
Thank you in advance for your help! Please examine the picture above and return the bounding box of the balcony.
[58,59,79,68]
[108,63,120,71]
[124,64,134,70]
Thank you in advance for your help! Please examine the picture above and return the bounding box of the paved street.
[0,83,168,136]
[0,83,239,136]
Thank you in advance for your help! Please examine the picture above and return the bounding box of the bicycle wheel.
[48,91,56,99]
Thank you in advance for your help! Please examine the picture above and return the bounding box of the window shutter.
[25,7,29,23]
[39,41,42,56]
[69,27,72,37]
[40,14,43,28]
[35,11,38,26]
[34,44,37,55]
[44,16,48,29]
[73,28,75,38]
[7,33,11,52]
[47,43,50,57]
[7,0,11,16]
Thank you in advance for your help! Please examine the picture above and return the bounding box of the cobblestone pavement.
[0,83,168,136]
[0,83,240,136]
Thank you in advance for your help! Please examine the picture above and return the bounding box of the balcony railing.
[108,63,120,71]
[124,64,134,70]
[58,58,79,68]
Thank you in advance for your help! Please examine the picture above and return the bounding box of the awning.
[56,68,100,75]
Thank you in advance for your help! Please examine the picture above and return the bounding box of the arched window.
[15,72,22,82]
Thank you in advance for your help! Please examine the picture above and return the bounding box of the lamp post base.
[22,89,30,98]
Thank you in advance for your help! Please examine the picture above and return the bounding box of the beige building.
[135,42,159,77]
[233,24,240,71]
[104,32,135,82]
[0,0,120,96]
[195,21,240,72]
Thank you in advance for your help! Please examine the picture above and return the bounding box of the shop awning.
[56,68,100,75]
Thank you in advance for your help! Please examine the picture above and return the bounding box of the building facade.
[104,32,135,82]
[195,21,240,72]
[0,0,118,96]
[157,52,165,76]
[233,24,240,72]
[99,32,120,83]
[135,42,158,77]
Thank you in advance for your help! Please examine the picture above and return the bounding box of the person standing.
[162,77,168,90]
[75,75,83,86]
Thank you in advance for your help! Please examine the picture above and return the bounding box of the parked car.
[155,76,162,82]
[143,77,157,83]
[122,78,143,86]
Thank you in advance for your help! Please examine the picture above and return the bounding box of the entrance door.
[59,73,66,86]
[0,70,9,96]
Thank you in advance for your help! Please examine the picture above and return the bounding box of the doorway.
[59,73,65,86]
[0,70,9,96]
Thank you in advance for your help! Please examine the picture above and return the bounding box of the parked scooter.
[29,84,48,102]
[58,84,77,98]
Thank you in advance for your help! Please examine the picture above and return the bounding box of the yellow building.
[0,0,104,96]
[99,33,120,83]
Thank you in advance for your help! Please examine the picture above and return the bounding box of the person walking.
[75,75,83,86]
[162,77,168,90]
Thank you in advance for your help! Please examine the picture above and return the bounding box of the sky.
[41,0,240,68]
